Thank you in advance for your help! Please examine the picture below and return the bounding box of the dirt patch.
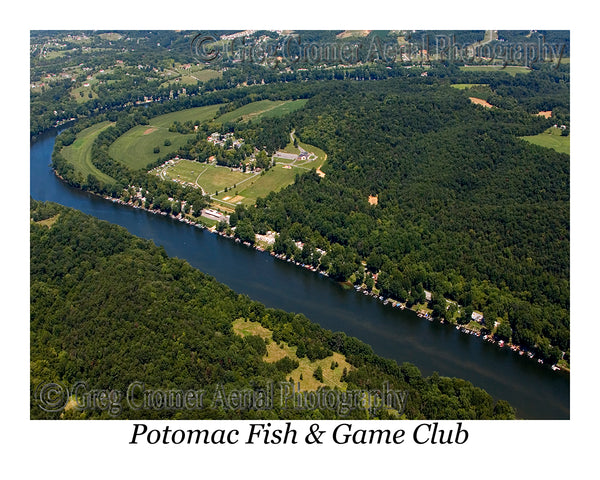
[228,195,244,203]
[537,110,552,118]
[336,30,371,39]
[469,97,493,108]
[368,195,378,206]
[143,127,157,135]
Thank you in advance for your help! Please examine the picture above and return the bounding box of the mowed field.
[163,160,302,206]
[108,104,221,170]
[163,160,251,195]
[216,99,308,124]
[450,83,489,90]
[459,65,531,76]
[215,164,302,205]
[521,127,570,155]
[61,121,116,184]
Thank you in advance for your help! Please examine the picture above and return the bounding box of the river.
[30,127,570,419]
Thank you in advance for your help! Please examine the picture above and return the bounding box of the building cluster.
[207,132,244,149]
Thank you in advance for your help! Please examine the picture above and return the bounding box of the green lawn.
[108,104,221,170]
[459,65,531,76]
[450,83,490,90]
[521,128,570,155]
[215,99,307,124]
[222,164,302,205]
[61,121,116,184]
[163,160,251,195]
[150,104,221,128]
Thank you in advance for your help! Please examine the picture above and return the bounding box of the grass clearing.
[163,160,251,195]
[34,213,60,228]
[109,104,221,170]
[521,127,570,155]
[216,99,307,124]
[459,65,532,76]
[61,121,116,184]
[232,318,353,391]
[213,164,302,206]
[451,83,489,89]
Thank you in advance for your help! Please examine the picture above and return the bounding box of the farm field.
[216,164,303,205]
[161,160,252,195]
[459,65,531,76]
[216,99,308,123]
[521,127,570,155]
[450,83,489,89]
[61,121,116,184]
[108,104,221,170]
[161,159,303,206]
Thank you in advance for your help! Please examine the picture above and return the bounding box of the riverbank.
[77,173,568,375]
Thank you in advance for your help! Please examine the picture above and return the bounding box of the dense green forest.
[30,200,515,420]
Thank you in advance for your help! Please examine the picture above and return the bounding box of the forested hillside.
[240,76,569,363]
[30,200,515,420]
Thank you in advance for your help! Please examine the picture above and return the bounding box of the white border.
[5,0,596,477]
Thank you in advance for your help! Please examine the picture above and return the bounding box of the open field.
[61,121,116,184]
[216,99,307,124]
[232,319,353,391]
[450,83,489,89]
[33,213,60,228]
[162,160,252,195]
[150,104,222,128]
[70,85,99,103]
[521,127,570,155]
[108,104,221,170]
[109,125,194,170]
[215,164,302,205]
[459,65,531,76]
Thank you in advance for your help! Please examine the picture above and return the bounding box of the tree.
[313,366,323,382]
[234,219,255,244]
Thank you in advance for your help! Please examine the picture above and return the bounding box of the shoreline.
[52,168,569,376]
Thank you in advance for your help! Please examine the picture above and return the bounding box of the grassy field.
[459,65,531,76]
[61,121,116,184]
[450,83,490,89]
[232,319,353,391]
[216,164,302,205]
[162,160,301,206]
[151,104,222,128]
[162,160,251,195]
[216,99,307,124]
[521,127,570,155]
[70,85,99,103]
[109,104,221,170]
